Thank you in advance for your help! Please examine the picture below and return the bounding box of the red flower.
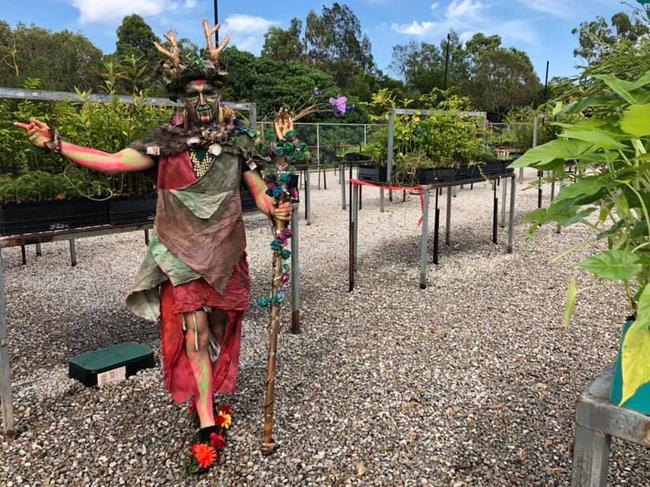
[192,443,217,469]
[216,412,232,429]
[219,405,232,416]
[210,432,226,450]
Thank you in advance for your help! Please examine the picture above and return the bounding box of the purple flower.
[329,96,348,118]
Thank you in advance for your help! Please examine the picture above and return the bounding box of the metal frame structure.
[348,172,516,291]
[0,87,257,126]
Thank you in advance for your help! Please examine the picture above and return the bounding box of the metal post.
[305,168,312,225]
[445,186,452,246]
[144,229,150,246]
[69,240,77,267]
[500,177,507,228]
[316,124,321,190]
[380,188,385,213]
[556,178,564,234]
[419,188,430,290]
[433,189,440,265]
[507,175,516,254]
[354,184,359,270]
[340,162,346,210]
[492,181,498,244]
[0,249,15,438]
[349,183,357,292]
[35,243,42,256]
[20,246,26,266]
[290,204,300,334]
[387,110,396,183]
[537,171,543,209]
[363,125,368,146]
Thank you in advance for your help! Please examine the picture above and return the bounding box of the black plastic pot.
[358,165,388,183]
[0,199,110,236]
[344,153,372,163]
[108,193,157,225]
[484,161,509,175]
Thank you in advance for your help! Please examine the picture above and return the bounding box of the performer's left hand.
[273,201,292,221]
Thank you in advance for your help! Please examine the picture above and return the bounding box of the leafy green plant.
[512,70,650,406]
[0,57,171,204]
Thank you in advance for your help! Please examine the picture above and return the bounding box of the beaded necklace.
[188,147,215,178]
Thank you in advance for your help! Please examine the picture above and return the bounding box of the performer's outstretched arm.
[243,170,291,221]
[14,118,155,175]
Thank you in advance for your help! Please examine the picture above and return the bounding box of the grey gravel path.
[1,170,649,486]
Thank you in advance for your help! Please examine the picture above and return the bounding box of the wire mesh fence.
[256,122,385,166]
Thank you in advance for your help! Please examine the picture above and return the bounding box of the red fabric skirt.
[159,254,250,405]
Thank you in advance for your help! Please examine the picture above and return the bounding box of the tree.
[250,58,340,119]
[461,40,541,120]
[220,47,258,103]
[572,11,649,64]
[304,3,375,72]
[0,22,103,91]
[115,15,160,65]
[261,18,303,62]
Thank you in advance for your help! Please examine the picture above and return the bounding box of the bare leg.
[184,310,215,428]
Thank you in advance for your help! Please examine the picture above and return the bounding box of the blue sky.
[1,0,634,81]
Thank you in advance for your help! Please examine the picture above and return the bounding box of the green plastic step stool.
[68,342,155,387]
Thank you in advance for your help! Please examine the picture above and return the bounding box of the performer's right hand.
[13,118,52,149]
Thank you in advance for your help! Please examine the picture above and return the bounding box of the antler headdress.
[154,20,231,99]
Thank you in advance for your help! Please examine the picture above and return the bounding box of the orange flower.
[216,412,232,430]
[219,405,232,416]
[192,443,217,469]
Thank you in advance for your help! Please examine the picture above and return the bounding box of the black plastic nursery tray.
[0,199,109,237]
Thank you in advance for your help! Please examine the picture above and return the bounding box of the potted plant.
[512,70,650,413]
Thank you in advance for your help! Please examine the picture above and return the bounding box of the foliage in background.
[0,21,103,91]
[360,94,485,183]
[0,61,171,203]
[512,69,650,407]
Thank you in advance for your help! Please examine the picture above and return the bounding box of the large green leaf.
[561,129,625,150]
[553,175,610,205]
[580,250,643,280]
[621,285,650,405]
[563,278,578,329]
[510,139,593,168]
[595,73,650,104]
[620,103,650,137]
[561,96,624,115]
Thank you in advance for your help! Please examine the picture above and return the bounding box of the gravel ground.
[1,169,649,486]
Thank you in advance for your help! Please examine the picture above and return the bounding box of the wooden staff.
[261,198,287,455]
[261,107,295,455]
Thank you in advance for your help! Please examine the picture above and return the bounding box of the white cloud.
[70,0,167,23]
[391,0,539,47]
[446,0,486,19]
[391,21,437,36]
[221,14,279,53]
[184,0,197,8]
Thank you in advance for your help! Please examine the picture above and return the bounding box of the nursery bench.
[572,366,650,486]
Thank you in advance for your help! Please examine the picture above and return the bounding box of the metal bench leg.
[571,425,610,487]
[69,240,77,267]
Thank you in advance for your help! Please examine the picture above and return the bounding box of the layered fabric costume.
[126,124,263,404]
